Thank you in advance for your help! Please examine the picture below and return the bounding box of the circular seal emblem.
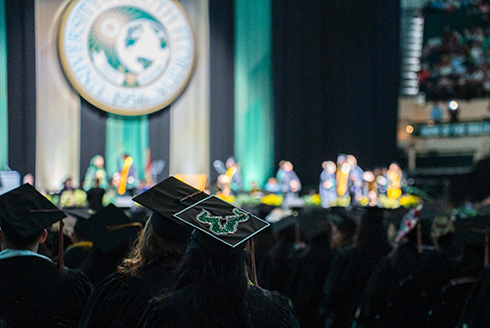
[59,0,195,115]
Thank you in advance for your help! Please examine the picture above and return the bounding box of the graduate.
[137,185,299,327]
[63,208,95,270]
[355,206,453,328]
[319,161,337,208]
[76,204,142,286]
[259,209,300,297]
[79,177,198,328]
[285,208,332,328]
[276,161,302,207]
[323,207,392,328]
[0,184,92,328]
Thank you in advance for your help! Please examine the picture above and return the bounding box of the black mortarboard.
[0,184,66,243]
[63,208,96,237]
[76,204,141,254]
[132,176,208,240]
[63,208,96,221]
[174,194,270,249]
[298,208,330,241]
[265,208,297,235]
[330,212,357,237]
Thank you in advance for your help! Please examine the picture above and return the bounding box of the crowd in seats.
[419,22,490,100]
[424,0,489,13]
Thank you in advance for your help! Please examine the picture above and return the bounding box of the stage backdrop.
[234,0,274,189]
[35,0,81,192]
[20,0,211,191]
[272,0,400,188]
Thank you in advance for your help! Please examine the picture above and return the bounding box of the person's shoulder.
[247,286,299,327]
[60,266,93,292]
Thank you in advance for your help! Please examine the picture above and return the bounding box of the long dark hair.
[118,221,187,277]
[164,237,251,327]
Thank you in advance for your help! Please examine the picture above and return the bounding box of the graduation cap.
[0,183,66,244]
[63,208,96,237]
[395,205,422,243]
[174,194,270,249]
[63,208,96,221]
[329,212,357,238]
[265,208,297,235]
[76,204,142,254]
[297,208,330,241]
[132,176,209,241]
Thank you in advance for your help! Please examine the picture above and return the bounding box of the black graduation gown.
[80,244,130,287]
[0,255,92,328]
[78,263,175,328]
[323,246,390,328]
[356,245,452,328]
[137,285,299,328]
[259,240,297,297]
[63,243,92,270]
[284,239,333,328]
[458,266,490,328]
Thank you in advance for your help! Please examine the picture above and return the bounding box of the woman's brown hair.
[118,220,187,277]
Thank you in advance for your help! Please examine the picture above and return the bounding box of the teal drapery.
[105,114,149,182]
[0,0,7,170]
[234,0,274,190]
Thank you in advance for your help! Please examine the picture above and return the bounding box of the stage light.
[406,125,414,134]
[449,101,458,110]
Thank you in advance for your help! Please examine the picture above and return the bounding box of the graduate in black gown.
[285,208,332,328]
[0,184,92,328]
[78,177,198,328]
[76,204,142,287]
[355,206,453,328]
[63,208,95,270]
[259,210,299,297]
[137,186,299,328]
[323,207,392,328]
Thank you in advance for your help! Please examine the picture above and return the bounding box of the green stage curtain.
[0,0,7,170]
[106,114,149,181]
[234,0,274,190]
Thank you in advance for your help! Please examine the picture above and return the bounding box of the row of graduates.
[0,179,298,328]
[256,202,490,328]
[3,177,490,328]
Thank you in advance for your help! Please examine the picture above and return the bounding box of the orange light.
[406,125,414,134]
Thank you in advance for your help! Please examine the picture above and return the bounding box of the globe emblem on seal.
[58,0,195,115]
[89,7,170,88]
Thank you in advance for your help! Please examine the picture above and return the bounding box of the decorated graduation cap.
[0,183,66,243]
[395,205,422,243]
[76,204,142,254]
[132,176,209,241]
[174,194,270,249]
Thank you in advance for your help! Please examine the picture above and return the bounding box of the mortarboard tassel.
[485,233,489,268]
[107,222,144,238]
[58,220,64,269]
[250,238,258,286]
[416,223,422,254]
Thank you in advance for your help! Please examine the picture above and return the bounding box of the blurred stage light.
[449,101,458,110]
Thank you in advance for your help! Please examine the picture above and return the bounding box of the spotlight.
[406,125,414,134]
